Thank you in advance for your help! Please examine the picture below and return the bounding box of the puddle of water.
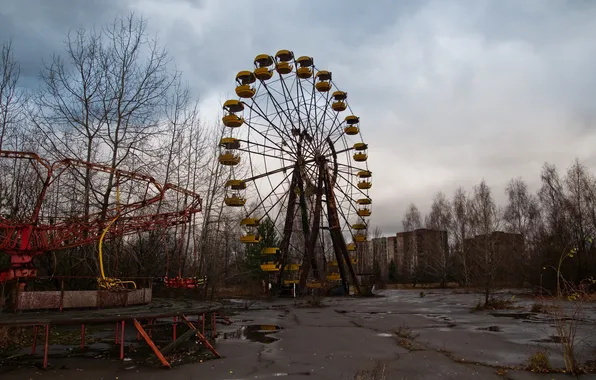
[219,325,284,344]
[533,335,563,344]
[490,312,533,320]
[377,333,393,337]
[272,372,311,376]
[477,325,502,332]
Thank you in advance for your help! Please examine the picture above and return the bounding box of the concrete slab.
[2,289,596,379]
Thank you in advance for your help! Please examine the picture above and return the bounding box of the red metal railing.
[0,151,202,282]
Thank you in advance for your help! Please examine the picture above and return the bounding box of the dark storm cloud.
[1,0,127,86]
[2,0,596,235]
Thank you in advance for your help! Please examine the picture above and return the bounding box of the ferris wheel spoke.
[256,187,314,263]
[326,120,347,145]
[330,184,359,233]
[323,107,348,144]
[330,129,347,148]
[318,145,354,161]
[267,191,291,228]
[242,161,301,183]
[334,169,370,207]
[279,75,318,159]
[245,169,293,218]
[238,138,295,159]
[295,73,317,146]
[312,88,331,150]
[244,100,299,155]
[259,81,300,136]
[243,119,297,159]
[277,76,316,158]
[336,162,370,173]
[314,102,341,152]
[235,147,296,163]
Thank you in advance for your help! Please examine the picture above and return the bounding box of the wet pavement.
[3,289,596,379]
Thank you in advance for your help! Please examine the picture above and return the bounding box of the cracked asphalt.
[4,289,596,379]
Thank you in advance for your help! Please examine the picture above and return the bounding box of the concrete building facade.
[463,231,524,284]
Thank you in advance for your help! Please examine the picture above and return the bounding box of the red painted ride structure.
[0,151,202,283]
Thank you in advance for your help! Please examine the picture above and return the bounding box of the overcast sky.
[2,0,596,235]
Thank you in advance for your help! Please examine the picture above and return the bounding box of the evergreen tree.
[245,217,280,280]
[388,260,398,283]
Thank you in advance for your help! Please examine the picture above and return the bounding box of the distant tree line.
[387,159,596,296]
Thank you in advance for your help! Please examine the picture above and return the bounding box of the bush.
[531,303,546,313]
[527,349,552,373]
[473,296,515,311]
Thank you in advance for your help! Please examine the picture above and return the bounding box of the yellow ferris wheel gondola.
[295,56,313,79]
[222,99,245,128]
[235,70,256,98]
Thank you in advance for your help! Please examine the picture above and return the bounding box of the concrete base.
[15,288,152,311]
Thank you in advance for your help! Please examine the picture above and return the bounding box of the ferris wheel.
[218,50,372,295]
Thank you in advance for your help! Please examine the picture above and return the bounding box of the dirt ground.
[2,288,596,379]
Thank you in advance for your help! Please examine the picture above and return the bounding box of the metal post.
[212,312,217,339]
[115,322,120,344]
[172,316,177,341]
[31,325,38,355]
[59,279,64,312]
[81,324,85,350]
[43,324,49,369]
[120,320,125,360]
[540,273,543,297]
[201,313,205,335]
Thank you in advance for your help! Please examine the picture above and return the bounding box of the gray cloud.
[2,0,596,235]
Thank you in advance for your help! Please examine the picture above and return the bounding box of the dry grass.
[385,282,459,290]
[216,285,263,298]
[394,323,419,350]
[0,326,31,350]
[473,296,516,311]
[530,303,546,313]
[353,361,387,380]
[526,349,552,373]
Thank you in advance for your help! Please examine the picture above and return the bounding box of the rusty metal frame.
[0,150,202,283]
[1,301,223,369]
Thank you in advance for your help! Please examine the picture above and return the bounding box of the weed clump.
[0,327,30,350]
[526,349,552,373]
[394,323,419,350]
[473,296,515,311]
[530,303,546,313]
[353,361,387,380]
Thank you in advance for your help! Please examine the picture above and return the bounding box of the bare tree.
[0,39,26,151]
[502,177,540,282]
[424,191,453,286]
[452,187,471,286]
[538,163,569,244]
[34,27,105,220]
[98,13,177,216]
[371,226,384,284]
[467,179,503,306]
[563,159,595,282]
[402,203,422,232]
[503,177,540,238]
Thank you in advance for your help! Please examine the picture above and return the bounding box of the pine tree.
[245,217,280,280]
